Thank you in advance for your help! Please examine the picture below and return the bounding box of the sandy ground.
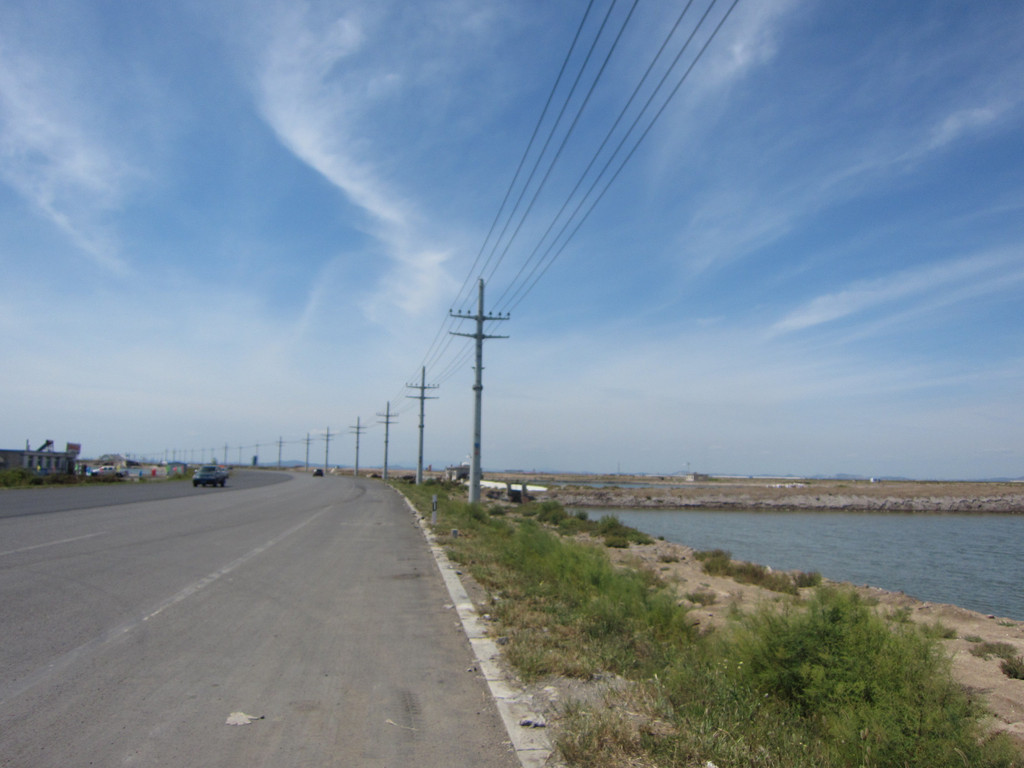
[470,476,1024,748]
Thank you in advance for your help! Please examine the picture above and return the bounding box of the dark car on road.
[193,465,228,487]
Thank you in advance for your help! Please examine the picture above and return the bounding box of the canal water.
[584,508,1024,621]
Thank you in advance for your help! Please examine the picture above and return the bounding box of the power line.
[480,0,641,293]
[493,0,700,310]
[446,0,601,316]
[499,0,743,313]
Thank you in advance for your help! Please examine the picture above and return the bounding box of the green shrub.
[1,468,35,487]
[889,606,913,623]
[694,548,732,575]
[595,515,653,546]
[793,571,822,588]
[723,588,1004,767]
[535,500,568,525]
[1001,655,1024,680]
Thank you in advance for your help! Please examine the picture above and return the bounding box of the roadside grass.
[394,481,1023,768]
[971,641,1019,661]
[0,468,126,488]
[0,467,193,488]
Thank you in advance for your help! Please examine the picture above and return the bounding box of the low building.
[0,440,81,475]
[444,463,470,482]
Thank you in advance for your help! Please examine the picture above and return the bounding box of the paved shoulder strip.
[396,492,555,768]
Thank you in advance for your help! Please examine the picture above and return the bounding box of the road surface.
[0,472,519,767]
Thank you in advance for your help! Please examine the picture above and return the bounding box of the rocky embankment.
[541,479,1024,513]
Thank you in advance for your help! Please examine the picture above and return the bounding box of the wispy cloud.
[246,1,474,321]
[769,250,1024,336]
[649,3,1024,280]
[698,0,803,89]
[254,7,407,227]
[0,35,135,272]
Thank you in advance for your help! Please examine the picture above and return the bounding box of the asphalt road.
[0,467,290,519]
[0,472,519,767]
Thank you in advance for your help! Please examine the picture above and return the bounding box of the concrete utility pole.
[406,366,438,485]
[377,402,397,481]
[305,433,311,471]
[323,427,331,473]
[224,443,228,465]
[450,278,508,504]
[350,417,366,477]
[277,437,283,468]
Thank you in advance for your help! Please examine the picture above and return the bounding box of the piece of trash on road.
[226,711,264,725]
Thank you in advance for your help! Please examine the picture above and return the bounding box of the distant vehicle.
[94,465,123,478]
[193,465,228,487]
[312,468,324,477]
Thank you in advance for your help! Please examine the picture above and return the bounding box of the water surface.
[587,508,1024,621]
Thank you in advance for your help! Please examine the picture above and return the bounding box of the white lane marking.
[142,512,322,623]
[0,510,325,706]
[0,532,106,557]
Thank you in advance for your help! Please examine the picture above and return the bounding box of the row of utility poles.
[339,278,507,502]
[365,278,506,501]
[157,279,507,502]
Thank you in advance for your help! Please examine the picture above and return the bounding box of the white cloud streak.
[247,1,469,323]
[255,9,407,228]
[769,250,1024,337]
[0,33,135,272]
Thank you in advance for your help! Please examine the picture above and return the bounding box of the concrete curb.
[400,496,554,768]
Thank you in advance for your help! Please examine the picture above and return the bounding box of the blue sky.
[2,0,1022,479]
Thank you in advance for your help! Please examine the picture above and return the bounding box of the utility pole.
[450,278,508,504]
[277,436,283,468]
[305,433,311,471]
[350,417,366,477]
[406,366,439,485]
[223,443,228,465]
[323,428,331,473]
[377,402,397,481]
